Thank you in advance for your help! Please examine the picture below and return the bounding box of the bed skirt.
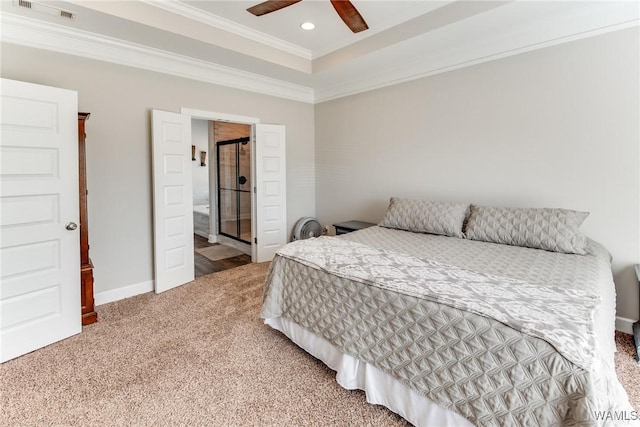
[264,316,474,427]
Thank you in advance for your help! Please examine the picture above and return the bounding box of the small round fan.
[292,217,324,241]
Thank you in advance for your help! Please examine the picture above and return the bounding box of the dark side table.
[634,264,639,363]
[333,220,375,235]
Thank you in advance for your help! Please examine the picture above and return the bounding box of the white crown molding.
[2,2,638,105]
[315,4,640,103]
[310,0,457,60]
[141,0,312,60]
[0,12,315,103]
[315,20,640,103]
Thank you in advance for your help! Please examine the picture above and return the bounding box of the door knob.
[65,222,78,231]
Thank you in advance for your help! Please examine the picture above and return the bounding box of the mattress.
[261,226,635,426]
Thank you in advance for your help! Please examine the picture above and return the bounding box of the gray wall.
[191,119,210,206]
[2,27,638,322]
[315,28,640,321]
[0,43,316,294]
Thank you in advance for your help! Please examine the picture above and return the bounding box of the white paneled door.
[151,110,194,293]
[255,124,287,262]
[0,78,81,363]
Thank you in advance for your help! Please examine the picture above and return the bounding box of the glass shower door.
[217,137,251,244]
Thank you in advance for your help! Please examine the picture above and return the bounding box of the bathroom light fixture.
[300,22,315,30]
[192,145,196,161]
[200,151,207,167]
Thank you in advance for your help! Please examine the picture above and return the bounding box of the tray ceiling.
[1,1,638,103]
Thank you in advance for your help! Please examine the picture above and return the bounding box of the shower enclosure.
[217,137,252,244]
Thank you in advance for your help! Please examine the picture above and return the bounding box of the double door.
[152,111,286,293]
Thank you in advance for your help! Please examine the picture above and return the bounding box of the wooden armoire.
[78,113,97,325]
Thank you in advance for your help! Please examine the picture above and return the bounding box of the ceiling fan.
[247,0,369,33]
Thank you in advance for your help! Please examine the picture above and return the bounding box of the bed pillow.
[378,197,469,238]
[464,205,589,255]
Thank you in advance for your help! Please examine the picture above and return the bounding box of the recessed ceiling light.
[300,22,315,31]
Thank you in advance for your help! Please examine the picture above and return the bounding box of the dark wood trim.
[217,136,250,145]
[333,220,376,235]
[78,112,90,266]
[79,113,97,326]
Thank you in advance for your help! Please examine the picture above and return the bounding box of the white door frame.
[180,108,260,262]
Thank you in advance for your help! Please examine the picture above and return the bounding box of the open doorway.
[151,108,287,293]
[192,119,252,277]
[213,122,252,245]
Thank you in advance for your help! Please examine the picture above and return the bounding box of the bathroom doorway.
[191,119,252,277]
[217,137,252,244]
[152,108,286,291]
[191,119,252,249]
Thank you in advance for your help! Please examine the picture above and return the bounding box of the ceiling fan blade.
[330,0,368,33]
[247,0,303,17]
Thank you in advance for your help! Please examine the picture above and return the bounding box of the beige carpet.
[1,263,638,426]
[196,244,244,261]
[615,331,640,410]
[0,263,404,426]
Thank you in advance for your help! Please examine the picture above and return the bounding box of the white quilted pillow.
[378,197,469,238]
[464,205,589,255]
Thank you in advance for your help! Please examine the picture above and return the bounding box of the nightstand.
[634,264,639,363]
[333,220,376,235]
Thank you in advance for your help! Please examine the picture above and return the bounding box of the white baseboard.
[616,316,637,334]
[94,280,154,306]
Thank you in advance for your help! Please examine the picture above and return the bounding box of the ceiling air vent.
[14,0,75,20]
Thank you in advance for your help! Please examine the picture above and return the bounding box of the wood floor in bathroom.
[194,234,252,278]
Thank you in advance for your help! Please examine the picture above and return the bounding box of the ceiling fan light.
[300,22,315,30]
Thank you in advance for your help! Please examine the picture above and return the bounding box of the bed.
[261,199,636,426]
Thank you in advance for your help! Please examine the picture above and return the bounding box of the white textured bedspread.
[342,226,618,365]
[261,226,636,426]
[277,236,600,371]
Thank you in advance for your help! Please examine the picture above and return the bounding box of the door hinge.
[254,237,257,244]
[254,186,257,193]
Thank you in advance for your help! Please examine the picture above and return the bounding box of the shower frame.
[216,136,251,245]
